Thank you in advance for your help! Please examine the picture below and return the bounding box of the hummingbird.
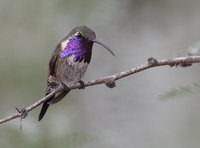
[38,25,115,121]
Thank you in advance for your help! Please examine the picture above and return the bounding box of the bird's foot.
[78,80,85,89]
[45,76,60,94]
[61,82,69,92]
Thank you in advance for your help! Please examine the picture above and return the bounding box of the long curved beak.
[90,39,115,56]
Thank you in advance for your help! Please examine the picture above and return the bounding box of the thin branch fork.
[0,55,200,124]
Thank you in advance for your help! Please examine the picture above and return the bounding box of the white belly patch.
[61,55,88,85]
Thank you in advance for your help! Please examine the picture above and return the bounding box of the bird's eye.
[76,32,82,39]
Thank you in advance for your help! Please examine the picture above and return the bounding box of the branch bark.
[0,55,200,124]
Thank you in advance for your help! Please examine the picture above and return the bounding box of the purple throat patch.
[60,36,92,63]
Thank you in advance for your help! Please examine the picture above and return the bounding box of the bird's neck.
[60,36,93,63]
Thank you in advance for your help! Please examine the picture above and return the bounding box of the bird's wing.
[48,43,61,77]
[38,43,62,121]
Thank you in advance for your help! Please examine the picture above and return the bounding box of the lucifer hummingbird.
[38,25,114,121]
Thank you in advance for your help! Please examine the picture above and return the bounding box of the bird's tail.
[38,90,70,121]
[38,100,50,121]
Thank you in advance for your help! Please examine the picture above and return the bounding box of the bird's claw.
[78,80,85,89]
[61,82,69,92]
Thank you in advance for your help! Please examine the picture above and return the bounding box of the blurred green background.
[1,0,200,148]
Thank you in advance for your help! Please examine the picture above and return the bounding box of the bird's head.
[60,25,114,63]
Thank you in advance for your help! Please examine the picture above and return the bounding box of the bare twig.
[0,55,200,124]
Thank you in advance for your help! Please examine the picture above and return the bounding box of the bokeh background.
[1,0,200,148]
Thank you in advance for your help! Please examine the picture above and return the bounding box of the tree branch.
[0,55,200,124]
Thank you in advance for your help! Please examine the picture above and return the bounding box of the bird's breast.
[56,55,88,85]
